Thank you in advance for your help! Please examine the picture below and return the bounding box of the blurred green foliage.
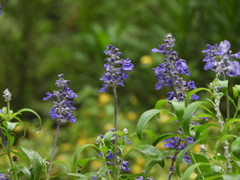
[0,0,240,178]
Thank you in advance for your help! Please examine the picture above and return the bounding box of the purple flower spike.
[44,74,77,123]
[152,34,199,101]
[202,40,240,77]
[99,45,134,92]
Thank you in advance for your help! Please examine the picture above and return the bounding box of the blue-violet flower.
[99,45,134,92]
[152,34,199,101]
[43,74,77,123]
[202,40,240,77]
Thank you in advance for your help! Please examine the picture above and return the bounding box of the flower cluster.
[99,45,134,92]
[43,74,77,123]
[0,174,9,180]
[3,89,11,102]
[164,135,194,164]
[152,34,199,101]
[93,129,131,179]
[0,5,2,15]
[202,40,240,77]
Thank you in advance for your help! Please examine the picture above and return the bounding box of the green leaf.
[13,108,42,131]
[194,123,219,140]
[233,85,240,99]
[182,163,209,180]
[20,146,44,180]
[144,160,161,179]
[66,173,88,179]
[154,99,168,109]
[231,137,240,159]
[72,144,97,171]
[223,118,240,134]
[133,145,163,165]
[183,101,204,136]
[103,131,115,148]
[192,154,211,174]
[2,121,19,131]
[171,101,185,123]
[136,109,161,140]
[18,166,31,179]
[214,134,237,154]
[142,130,156,143]
[78,157,96,169]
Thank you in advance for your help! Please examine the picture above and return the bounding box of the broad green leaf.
[20,146,44,180]
[171,101,185,123]
[133,145,163,165]
[73,144,97,171]
[136,109,161,139]
[182,163,209,180]
[231,137,240,159]
[183,101,204,136]
[214,134,237,154]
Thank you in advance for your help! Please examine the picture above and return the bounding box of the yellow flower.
[98,93,111,105]
[140,55,153,65]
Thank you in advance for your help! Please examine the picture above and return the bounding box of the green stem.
[113,86,118,180]
[4,101,18,180]
[47,121,61,179]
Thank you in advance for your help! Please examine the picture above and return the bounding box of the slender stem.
[168,152,178,180]
[113,86,118,180]
[2,101,18,180]
[47,121,61,179]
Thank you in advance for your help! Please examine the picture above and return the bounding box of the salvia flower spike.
[99,45,134,92]
[152,33,199,101]
[202,40,240,77]
[43,74,77,123]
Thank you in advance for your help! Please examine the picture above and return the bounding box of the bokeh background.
[0,0,240,179]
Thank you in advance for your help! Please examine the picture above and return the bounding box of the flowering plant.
[1,32,240,180]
